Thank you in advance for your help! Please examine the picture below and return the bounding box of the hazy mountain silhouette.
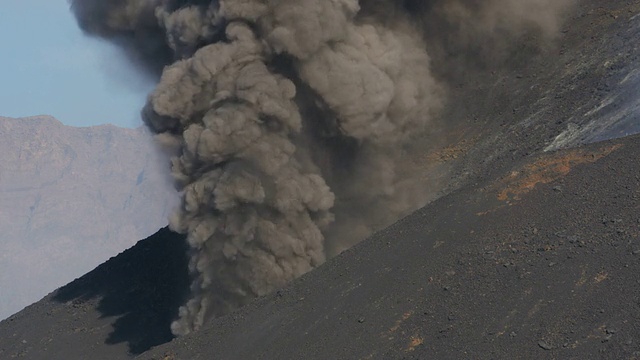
[0,116,178,319]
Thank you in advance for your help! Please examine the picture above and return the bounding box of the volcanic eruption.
[69,0,574,335]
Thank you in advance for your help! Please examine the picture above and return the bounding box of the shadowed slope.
[0,228,189,359]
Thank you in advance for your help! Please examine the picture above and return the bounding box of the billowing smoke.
[418,0,575,72]
[69,0,574,335]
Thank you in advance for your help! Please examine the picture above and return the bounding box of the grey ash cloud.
[69,0,573,335]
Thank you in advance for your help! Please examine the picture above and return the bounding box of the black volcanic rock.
[0,228,189,359]
[141,134,640,360]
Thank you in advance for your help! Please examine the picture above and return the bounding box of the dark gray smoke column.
[70,0,440,335]
[69,0,572,335]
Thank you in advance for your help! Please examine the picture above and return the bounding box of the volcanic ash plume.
[70,0,573,335]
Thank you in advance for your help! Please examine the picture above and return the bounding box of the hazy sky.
[0,0,153,128]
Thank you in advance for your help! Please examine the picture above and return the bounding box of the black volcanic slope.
[0,228,189,359]
[141,135,640,360]
[3,0,640,359]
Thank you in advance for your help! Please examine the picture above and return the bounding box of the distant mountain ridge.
[0,115,178,320]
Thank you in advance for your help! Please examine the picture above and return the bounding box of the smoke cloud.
[391,0,576,82]
[69,0,573,335]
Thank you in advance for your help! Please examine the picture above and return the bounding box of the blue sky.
[0,0,154,128]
